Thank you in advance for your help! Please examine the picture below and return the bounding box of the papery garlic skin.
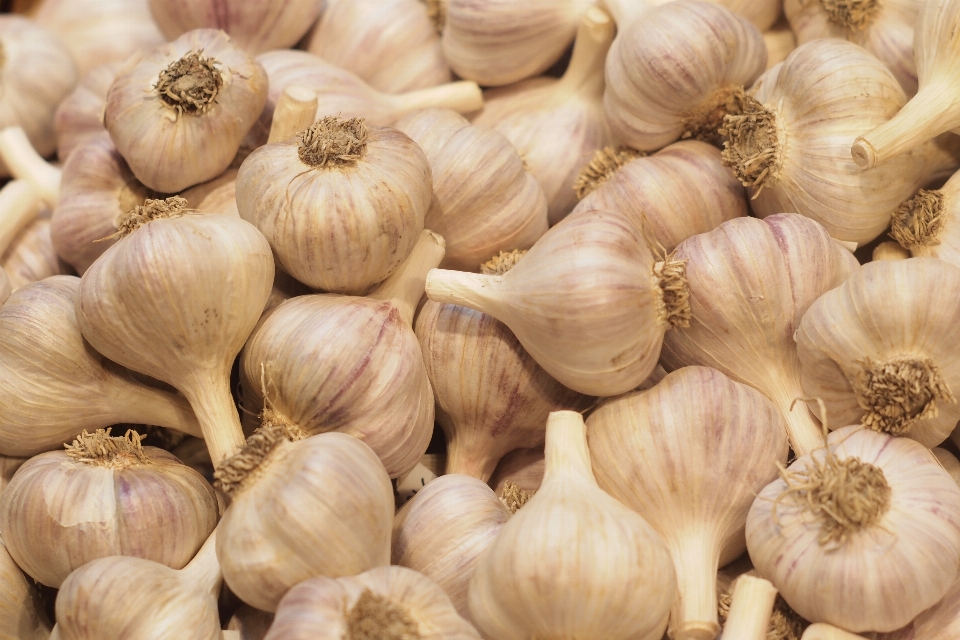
[873,562,960,639]
[489,447,544,495]
[3,218,68,292]
[0,271,8,306]
[54,63,120,163]
[0,534,51,640]
[748,426,960,632]
[105,29,268,193]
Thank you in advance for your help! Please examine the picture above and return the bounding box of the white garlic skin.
[489,446,544,495]
[747,426,960,632]
[637,0,784,30]
[0,534,51,640]
[54,62,120,162]
[3,218,69,292]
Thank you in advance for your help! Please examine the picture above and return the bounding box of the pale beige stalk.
[720,575,778,640]
[0,127,61,206]
[0,534,50,640]
[888,172,960,266]
[489,447,544,495]
[267,86,317,144]
[0,181,42,261]
[54,63,120,162]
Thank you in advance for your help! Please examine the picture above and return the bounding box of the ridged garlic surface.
[747,426,960,632]
[661,214,858,456]
[797,257,960,448]
[0,534,51,640]
[0,271,8,306]
[889,172,960,266]
[53,63,119,162]
[489,447,544,495]
[620,0,783,30]
[873,565,960,639]
[3,218,69,292]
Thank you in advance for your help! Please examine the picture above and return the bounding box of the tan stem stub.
[499,481,535,514]
[681,85,748,146]
[298,116,368,168]
[213,410,307,495]
[422,0,446,34]
[480,249,527,275]
[818,0,880,31]
[853,355,956,435]
[64,428,150,469]
[572,146,646,200]
[155,51,224,118]
[652,256,692,329]
[345,589,422,640]
[890,189,945,250]
[719,588,807,640]
[106,195,190,240]
[720,95,783,196]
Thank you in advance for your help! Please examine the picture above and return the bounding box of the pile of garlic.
[6,0,960,638]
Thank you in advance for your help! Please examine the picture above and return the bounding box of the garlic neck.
[667,530,722,640]
[183,370,247,468]
[444,435,499,482]
[601,0,649,27]
[853,355,956,435]
[422,0,447,34]
[298,116,368,169]
[573,146,645,200]
[720,96,784,194]
[652,256,691,329]
[156,51,224,118]
[344,589,423,640]
[213,410,306,495]
[0,127,61,206]
[891,190,945,250]
[0,180,41,257]
[180,528,222,597]
[369,230,445,326]
[63,428,150,469]
[543,411,596,485]
[556,7,615,99]
[818,0,880,32]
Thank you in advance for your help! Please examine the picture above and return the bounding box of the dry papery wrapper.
[35,0,164,76]
[572,140,748,252]
[395,109,549,272]
[889,171,960,266]
[0,276,206,457]
[238,231,443,478]
[468,411,676,640]
[306,0,452,94]
[148,0,320,55]
[75,200,274,468]
[796,257,960,448]
[104,28,268,193]
[237,116,431,295]
[0,271,8,305]
[227,606,274,640]
[604,0,766,152]
[250,49,483,146]
[852,0,960,169]
[393,475,511,621]
[660,214,858,456]
[416,299,591,480]
[785,0,922,95]
[426,207,692,397]
[616,0,784,30]
[473,7,615,225]
[52,528,223,640]
[587,366,789,640]
[53,62,120,162]
[0,428,217,588]
[721,38,940,245]
[747,425,960,632]
[763,21,798,70]
[0,533,51,640]
[488,446,544,495]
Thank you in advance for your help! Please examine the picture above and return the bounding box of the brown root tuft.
[213,410,306,495]
[652,255,691,329]
[344,589,421,640]
[720,95,782,197]
[422,0,446,33]
[64,428,150,469]
[819,0,881,31]
[573,146,646,200]
[298,116,368,168]
[103,195,190,240]
[681,85,748,145]
[499,481,535,514]
[154,51,223,118]
[481,249,527,275]
[853,355,956,435]
[890,189,945,250]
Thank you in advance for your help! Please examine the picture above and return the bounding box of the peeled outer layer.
[796,258,960,448]
[54,63,120,162]
[240,295,434,479]
[0,535,51,640]
[236,127,430,295]
[660,214,859,457]
[148,0,320,55]
[747,426,960,632]
[217,433,394,612]
[603,0,766,151]
[266,566,482,640]
[104,29,268,193]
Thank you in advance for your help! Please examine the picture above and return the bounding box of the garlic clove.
[53,63,120,163]
[488,446,544,496]
[0,533,51,640]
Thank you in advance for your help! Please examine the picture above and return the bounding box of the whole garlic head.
[0,533,51,640]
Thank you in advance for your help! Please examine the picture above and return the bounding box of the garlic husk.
[473,7,615,225]
[396,108,549,271]
[3,218,71,293]
[784,0,921,95]
[54,527,222,640]
[148,0,321,55]
[661,214,858,456]
[306,0,451,94]
[797,257,960,448]
[763,20,797,70]
[489,446,544,495]
[723,39,932,245]
[468,411,677,640]
[587,366,789,640]
[604,0,766,152]
[933,447,960,488]
[0,533,51,640]
[53,63,120,163]
[0,428,218,588]
[76,206,274,467]
[392,475,510,621]
[216,431,394,612]
[236,117,430,295]
[572,140,748,252]
[105,29,268,193]
[889,172,960,266]
[227,606,274,640]
[416,300,591,480]
[747,425,960,632]
[719,575,779,640]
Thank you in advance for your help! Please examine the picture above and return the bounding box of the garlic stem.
[425,269,500,318]
[852,82,960,169]
[179,528,221,597]
[556,7,615,98]
[0,127,61,206]
[183,371,246,468]
[668,531,722,640]
[109,381,204,439]
[543,411,596,485]
[267,85,318,144]
[781,393,827,457]
[391,80,484,116]
[719,575,777,640]
[0,180,41,257]
[800,623,869,640]
[369,230,446,327]
[445,436,499,482]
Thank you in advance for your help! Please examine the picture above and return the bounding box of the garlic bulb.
[416,300,590,480]
[76,201,274,466]
[933,447,960,488]
[0,533,51,640]
[0,16,78,175]
[871,564,960,639]
[0,276,206,457]
[396,108,549,271]
[489,447,544,495]
[306,0,451,93]
[797,257,960,448]
[393,475,510,621]
[572,140,747,252]
[237,116,430,295]
[3,218,70,293]
[763,20,798,69]
[473,7,615,224]
[587,366,788,640]
[468,411,676,640]
[784,0,922,95]
[723,39,933,245]
[105,29,268,193]
[426,208,691,397]
[54,63,119,162]
[180,166,240,216]
[54,528,223,640]
[239,231,442,478]
[889,173,960,266]
[660,214,858,456]
[609,0,782,30]
[216,429,394,612]
[605,0,766,152]
[747,425,960,632]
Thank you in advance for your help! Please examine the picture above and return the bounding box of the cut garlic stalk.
[720,575,778,640]
[0,128,61,206]
[266,86,317,144]
[0,181,42,260]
